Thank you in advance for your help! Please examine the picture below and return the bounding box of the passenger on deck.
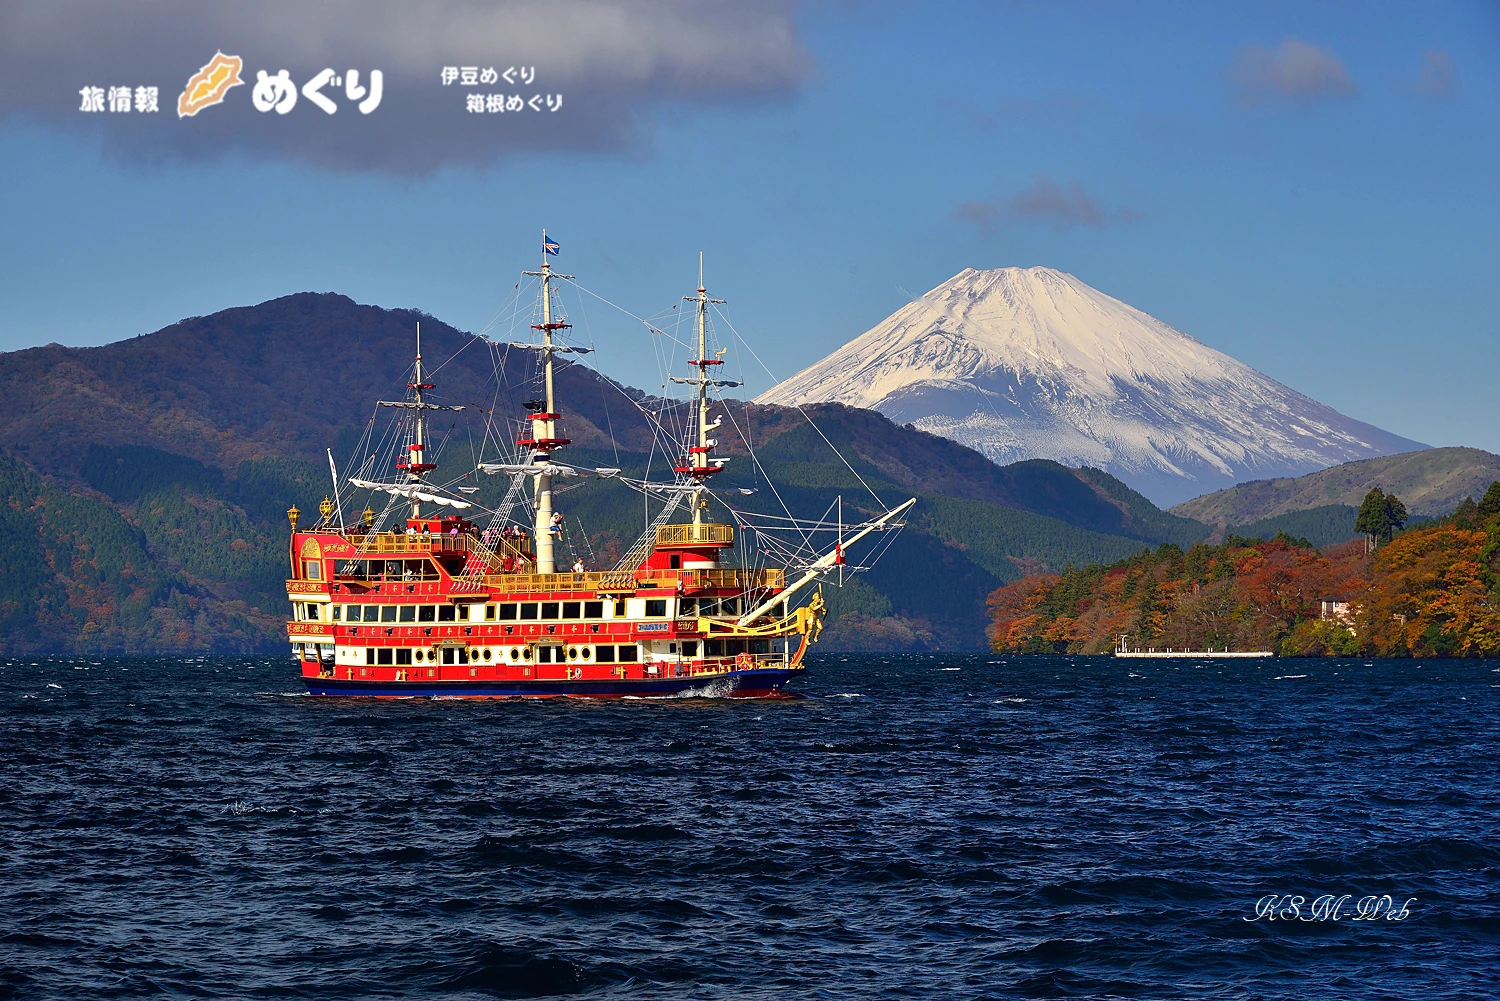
[572,557,585,574]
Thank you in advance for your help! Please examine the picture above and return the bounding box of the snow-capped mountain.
[756,267,1425,505]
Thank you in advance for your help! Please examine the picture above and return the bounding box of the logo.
[178,51,244,118]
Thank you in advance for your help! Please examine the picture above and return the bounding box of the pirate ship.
[286,237,912,697]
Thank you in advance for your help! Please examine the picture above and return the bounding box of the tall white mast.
[520,231,574,573]
[410,322,425,521]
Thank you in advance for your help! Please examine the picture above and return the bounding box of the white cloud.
[0,0,811,173]
[1234,37,1354,103]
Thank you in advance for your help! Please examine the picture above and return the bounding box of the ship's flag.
[543,234,560,256]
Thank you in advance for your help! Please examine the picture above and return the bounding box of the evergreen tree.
[1477,481,1500,520]
[1355,487,1408,549]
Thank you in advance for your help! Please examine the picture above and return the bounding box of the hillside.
[0,293,1220,654]
[758,267,1426,505]
[1170,447,1500,524]
[989,490,1500,658]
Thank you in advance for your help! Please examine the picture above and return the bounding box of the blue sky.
[1,1,1497,451]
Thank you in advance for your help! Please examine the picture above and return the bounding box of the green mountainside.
[0,293,1220,654]
[1170,447,1500,524]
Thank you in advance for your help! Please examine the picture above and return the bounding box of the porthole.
[567,646,578,661]
[483,648,492,661]
[509,648,519,662]
[414,649,424,663]
[581,647,591,660]
[522,647,532,661]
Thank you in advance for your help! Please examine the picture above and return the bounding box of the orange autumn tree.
[988,484,1500,658]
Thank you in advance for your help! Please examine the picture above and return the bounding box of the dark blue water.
[3,654,1498,1000]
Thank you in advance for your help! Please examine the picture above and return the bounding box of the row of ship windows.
[300,637,776,665]
[294,596,772,623]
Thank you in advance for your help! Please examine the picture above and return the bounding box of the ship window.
[379,606,397,623]
[395,648,412,665]
[584,601,603,619]
[457,648,468,664]
[537,646,551,664]
[365,648,375,665]
[438,605,456,622]
[726,640,746,655]
[595,645,615,663]
[580,647,591,660]
[540,602,559,619]
[645,599,667,617]
[485,604,497,621]
[566,646,578,661]
[669,555,680,569]
[344,605,360,622]
[305,603,320,621]
[522,646,531,661]
[482,648,492,661]
[377,648,393,665]
[680,599,696,616]
[330,605,340,621]
[519,603,538,620]
[562,601,581,620]
[617,644,639,663]
[768,601,785,620]
[721,597,739,615]
[398,605,416,623]
[418,605,436,622]
[303,560,322,580]
[682,641,698,657]
[499,603,518,621]
[705,639,724,656]
[509,648,519,661]
[384,560,403,578]
[750,639,769,655]
[668,642,677,654]
[442,648,454,664]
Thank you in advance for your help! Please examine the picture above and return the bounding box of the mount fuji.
[756,267,1426,506]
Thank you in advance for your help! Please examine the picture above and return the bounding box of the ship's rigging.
[328,233,912,612]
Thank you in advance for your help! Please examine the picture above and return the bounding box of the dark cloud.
[1417,49,1457,97]
[0,0,811,174]
[955,175,1138,234]
[1234,37,1354,103]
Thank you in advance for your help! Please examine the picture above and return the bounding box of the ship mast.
[374,322,448,524]
[674,254,734,522]
[520,232,574,573]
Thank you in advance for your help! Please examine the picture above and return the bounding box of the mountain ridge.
[1170,447,1500,524]
[0,292,1211,654]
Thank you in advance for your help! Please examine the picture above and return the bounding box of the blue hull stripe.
[303,667,802,698]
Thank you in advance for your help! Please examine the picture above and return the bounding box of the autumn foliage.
[988,497,1500,657]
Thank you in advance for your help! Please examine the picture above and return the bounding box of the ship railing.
[655,523,734,546]
[346,531,532,561]
[448,567,786,594]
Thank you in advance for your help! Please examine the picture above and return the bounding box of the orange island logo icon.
[177,51,244,117]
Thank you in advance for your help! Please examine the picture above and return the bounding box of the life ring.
[735,651,754,671]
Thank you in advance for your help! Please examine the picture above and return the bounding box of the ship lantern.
[319,495,334,523]
[362,505,375,528]
[287,504,300,529]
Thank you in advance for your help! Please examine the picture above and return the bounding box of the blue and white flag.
[543,234,560,256]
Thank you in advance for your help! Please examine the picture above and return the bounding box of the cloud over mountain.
[0,0,811,174]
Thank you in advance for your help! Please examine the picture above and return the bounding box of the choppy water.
[3,654,1498,999]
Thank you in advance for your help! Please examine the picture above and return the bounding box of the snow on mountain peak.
[757,267,1425,505]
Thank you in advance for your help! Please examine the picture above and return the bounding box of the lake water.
[3,654,1497,999]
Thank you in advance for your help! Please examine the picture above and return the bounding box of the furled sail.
[348,478,473,509]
